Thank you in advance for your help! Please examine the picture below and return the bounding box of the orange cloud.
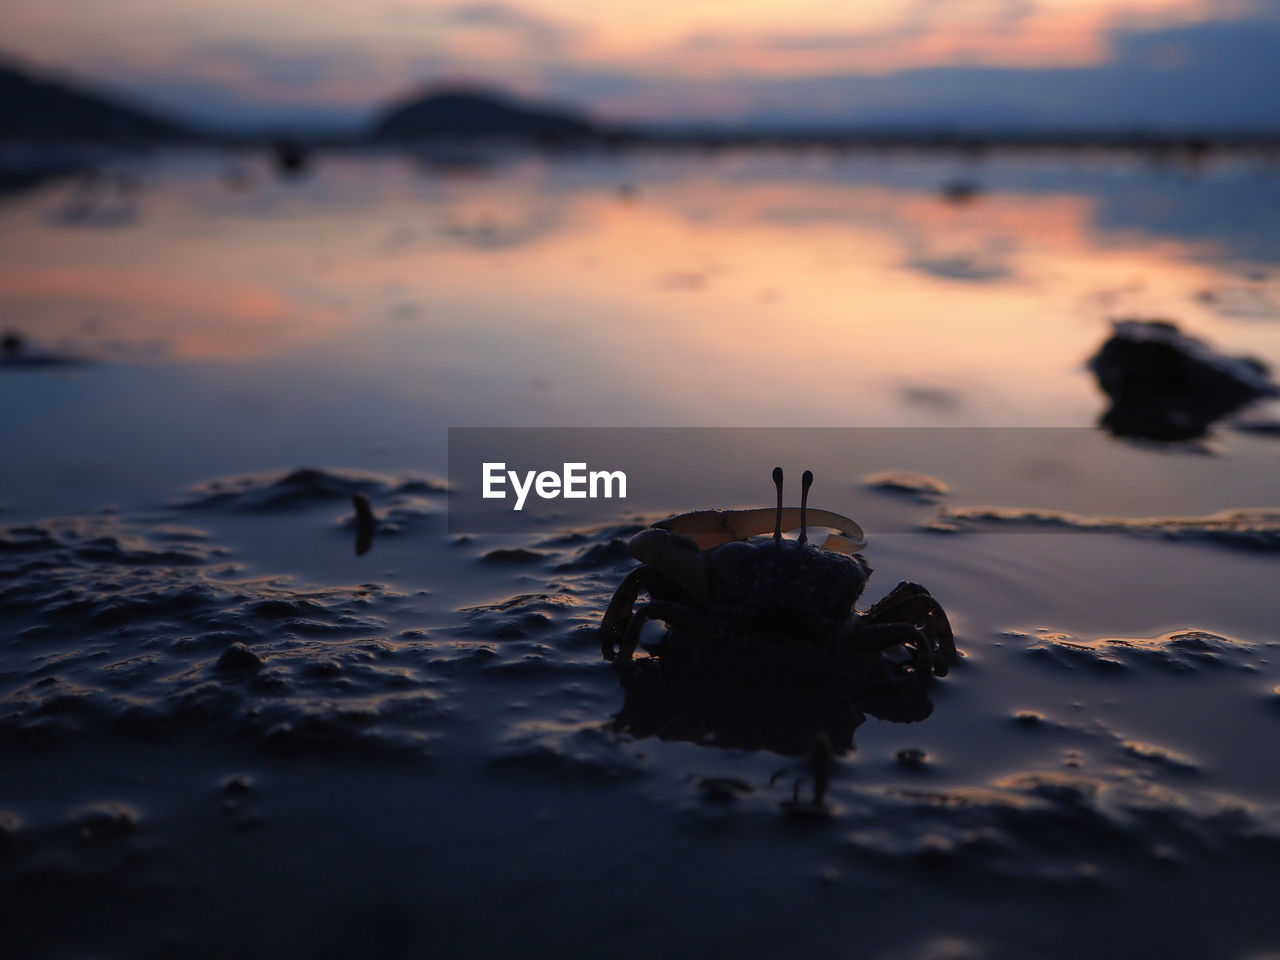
[0,0,1242,107]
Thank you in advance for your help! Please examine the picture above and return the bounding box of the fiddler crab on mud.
[599,468,957,681]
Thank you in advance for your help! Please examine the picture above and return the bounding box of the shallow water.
[1,148,1279,959]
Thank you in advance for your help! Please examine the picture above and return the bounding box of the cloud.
[180,40,385,91]
[385,2,574,50]
[443,4,570,45]
[555,8,1280,131]
[6,0,1276,133]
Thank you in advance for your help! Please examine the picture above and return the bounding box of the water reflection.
[47,170,142,228]
[1,150,1279,438]
[612,656,933,758]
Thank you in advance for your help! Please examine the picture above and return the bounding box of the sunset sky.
[2,0,1278,131]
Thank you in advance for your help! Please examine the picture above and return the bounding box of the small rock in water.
[1088,318,1277,441]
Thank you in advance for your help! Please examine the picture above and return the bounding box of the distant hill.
[371,88,598,142]
[0,58,188,142]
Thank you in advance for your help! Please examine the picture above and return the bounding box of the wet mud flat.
[2,468,1279,959]
[2,147,1280,956]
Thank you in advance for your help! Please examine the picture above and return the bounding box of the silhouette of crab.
[599,468,956,682]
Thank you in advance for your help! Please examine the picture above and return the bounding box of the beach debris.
[352,492,376,556]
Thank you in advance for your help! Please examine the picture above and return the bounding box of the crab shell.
[629,506,870,640]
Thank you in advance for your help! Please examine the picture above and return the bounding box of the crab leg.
[600,566,702,662]
[599,566,647,661]
[861,581,957,668]
[844,622,939,678]
[614,601,709,664]
[846,622,930,653]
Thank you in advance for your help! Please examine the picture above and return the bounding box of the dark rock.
[1089,319,1277,441]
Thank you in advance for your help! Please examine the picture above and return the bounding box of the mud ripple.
[493,720,648,782]
[1010,628,1258,674]
[0,514,442,756]
[844,765,1280,880]
[178,467,447,512]
[863,470,950,502]
[929,506,1280,552]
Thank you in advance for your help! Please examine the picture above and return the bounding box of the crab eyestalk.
[772,466,784,542]
[799,469,813,544]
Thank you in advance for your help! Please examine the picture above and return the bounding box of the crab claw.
[656,507,866,553]
[628,527,711,605]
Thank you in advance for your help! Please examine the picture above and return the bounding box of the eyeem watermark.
[448,427,1275,534]
[483,462,627,511]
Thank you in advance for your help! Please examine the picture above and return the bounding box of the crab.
[599,467,956,682]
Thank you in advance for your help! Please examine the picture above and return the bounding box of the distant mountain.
[0,58,188,142]
[371,88,598,142]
